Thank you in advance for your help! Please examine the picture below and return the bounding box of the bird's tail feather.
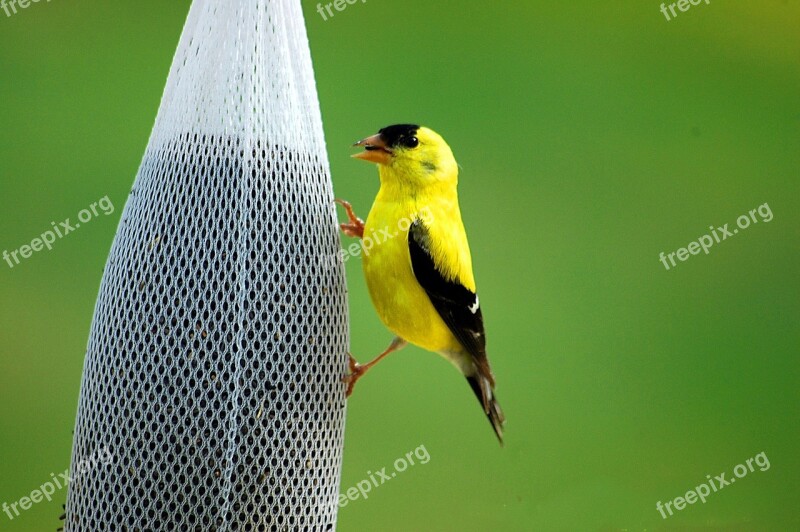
[467,373,505,446]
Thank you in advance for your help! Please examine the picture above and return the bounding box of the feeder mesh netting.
[65,0,349,529]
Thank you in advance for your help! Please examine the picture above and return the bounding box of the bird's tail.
[467,370,506,446]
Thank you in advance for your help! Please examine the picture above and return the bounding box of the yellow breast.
[361,191,471,355]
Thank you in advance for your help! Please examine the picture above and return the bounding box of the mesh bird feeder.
[65,0,349,529]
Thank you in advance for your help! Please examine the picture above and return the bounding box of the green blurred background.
[1,1,798,530]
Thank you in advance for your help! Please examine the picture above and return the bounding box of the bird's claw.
[342,352,365,397]
[334,199,365,239]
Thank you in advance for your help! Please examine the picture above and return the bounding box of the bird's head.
[352,124,458,186]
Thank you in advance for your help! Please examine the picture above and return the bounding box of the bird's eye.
[404,136,419,148]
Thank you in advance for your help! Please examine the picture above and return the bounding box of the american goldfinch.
[336,124,505,444]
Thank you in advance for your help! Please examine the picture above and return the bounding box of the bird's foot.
[342,338,407,398]
[343,353,367,397]
[334,198,365,239]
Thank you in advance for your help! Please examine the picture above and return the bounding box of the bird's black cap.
[378,124,420,148]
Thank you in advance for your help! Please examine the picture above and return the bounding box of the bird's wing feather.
[407,219,492,383]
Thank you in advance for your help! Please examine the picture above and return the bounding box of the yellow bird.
[336,124,505,444]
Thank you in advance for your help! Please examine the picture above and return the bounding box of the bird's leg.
[344,337,407,397]
[334,198,365,239]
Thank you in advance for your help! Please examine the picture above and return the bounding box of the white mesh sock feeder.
[65,0,348,529]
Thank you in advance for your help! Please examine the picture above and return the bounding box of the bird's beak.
[352,133,392,164]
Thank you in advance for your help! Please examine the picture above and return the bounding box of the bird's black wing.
[408,219,505,443]
[407,219,487,369]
